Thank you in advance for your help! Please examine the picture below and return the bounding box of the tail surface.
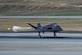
[37,23,41,30]
[27,23,41,30]
[27,23,37,29]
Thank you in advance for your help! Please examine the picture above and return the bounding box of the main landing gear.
[54,32,56,38]
[38,32,41,38]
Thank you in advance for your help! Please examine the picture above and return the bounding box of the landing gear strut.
[54,32,56,38]
[38,32,41,38]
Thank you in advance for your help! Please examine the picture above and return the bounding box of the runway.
[1,16,82,18]
[0,32,82,38]
[0,33,82,55]
[0,38,82,55]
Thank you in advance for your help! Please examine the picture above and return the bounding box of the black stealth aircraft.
[27,23,63,38]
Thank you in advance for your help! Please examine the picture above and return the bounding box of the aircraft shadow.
[0,36,82,39]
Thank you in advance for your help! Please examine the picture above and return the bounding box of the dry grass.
[0,0,82,15]
[0,18,82,32]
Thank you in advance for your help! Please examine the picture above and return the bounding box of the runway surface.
[1,16,82,18]
[0,33,82,38]
[1,38,82,55]
[0,33,82,55]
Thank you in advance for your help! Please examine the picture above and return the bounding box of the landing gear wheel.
[54,32,56,38]
[39,32,41,38]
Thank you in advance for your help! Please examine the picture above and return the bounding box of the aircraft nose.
[56,26,63,31]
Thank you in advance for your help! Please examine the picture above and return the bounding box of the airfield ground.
[0,18,82,32]
[1,38,82,55]
[0,0,82,16]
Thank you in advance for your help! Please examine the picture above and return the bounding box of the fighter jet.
[9,23,63,38]
[27,23,63,38]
